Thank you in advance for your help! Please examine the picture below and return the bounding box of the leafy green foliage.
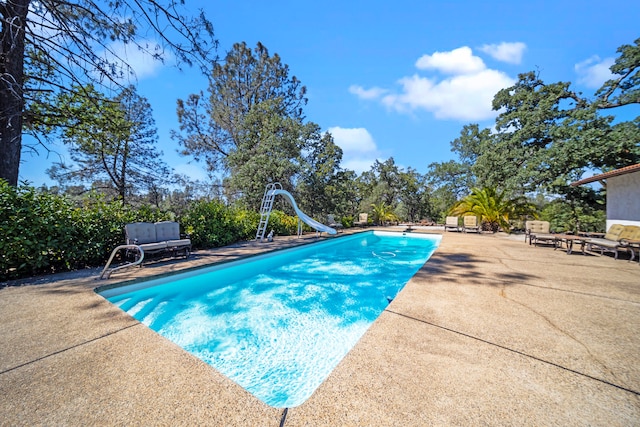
[47,85,170,204]
[2,0,215,186]
[370,202,398,225]
[295,126,345,220]
[180,199,258,248]
[225,99,306,209]
[265,210,300,236]
[428,160,474,202]
[1,181,255,281]
[477,38,639,195]
[449,187,538,233]
[541,200,606,233]
[430,39,638,217]
[1,181,79,279]
[356,158,433,222]
[595,38,640,108]
[340,215,354,228]
[0,181,158,280]
[320,170,360,221]
[175,42,307,175]
[174,42,346,213]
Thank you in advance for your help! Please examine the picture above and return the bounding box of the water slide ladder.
[256,182,337,241]
[256,182,281,241]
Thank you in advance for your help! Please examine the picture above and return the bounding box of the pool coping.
[1,227,639,425]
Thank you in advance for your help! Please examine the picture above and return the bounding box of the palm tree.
[449,187,537,233]
[370,202,399,226]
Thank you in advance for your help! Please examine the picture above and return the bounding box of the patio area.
[1,229,638,426]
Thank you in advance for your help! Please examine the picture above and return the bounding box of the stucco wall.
[606,171,640,229]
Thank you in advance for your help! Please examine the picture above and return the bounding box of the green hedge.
[0,182,300,281]
[265,210,300,236]
[1,182,81,279]
[180,199,259,248]
[0,182,170,280]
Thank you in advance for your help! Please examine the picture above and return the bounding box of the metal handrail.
[99,245,145,279]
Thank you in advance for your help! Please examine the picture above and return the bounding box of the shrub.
[231,208,261,241]
[1,182,89,279]
[266,210,299,236]
[0,180,289,281]
[0,182,174,281]
[541,200,606,233]
[180,200,260,248]
[341,215,354,228]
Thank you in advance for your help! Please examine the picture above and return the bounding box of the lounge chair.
[585,224,640,259]
[354,213,368,227]
[525,220,556,247]
[445,216,460,232]
[327,214,343,232]
[463,216,481,233]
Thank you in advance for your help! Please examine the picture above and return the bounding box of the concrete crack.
[498,283,621,386]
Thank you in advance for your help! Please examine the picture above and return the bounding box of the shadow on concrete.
[414,251,540,285]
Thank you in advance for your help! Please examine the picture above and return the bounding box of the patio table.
[554,234,586,255]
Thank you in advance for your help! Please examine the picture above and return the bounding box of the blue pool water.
[99,231,441,407]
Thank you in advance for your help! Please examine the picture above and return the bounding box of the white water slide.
[272,189,337,235]
[256,183,337,240]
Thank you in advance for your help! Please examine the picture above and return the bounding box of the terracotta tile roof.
[570,163,640,186]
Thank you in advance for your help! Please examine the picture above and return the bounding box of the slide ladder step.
[256,182,282,241]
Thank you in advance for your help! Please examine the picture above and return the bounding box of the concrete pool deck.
[1,228,639,425]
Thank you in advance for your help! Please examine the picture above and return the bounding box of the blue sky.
[20,0,640,186]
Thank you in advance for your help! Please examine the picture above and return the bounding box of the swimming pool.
[99,230,441,407]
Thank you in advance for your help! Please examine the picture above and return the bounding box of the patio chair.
[327,214,343,232]
[585,224,640,259]
[525,220,556,247]
[154,221,192,257]
[444,216,460,232]
[101,221,191,279]
[125,222,168,256]
[354,213,368,227]
[463,216,481,233]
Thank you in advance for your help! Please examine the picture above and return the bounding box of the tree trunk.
[0,0,29,186]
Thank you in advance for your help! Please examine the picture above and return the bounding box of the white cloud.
[342,158,379,174]
[415,46,486,75]
[479,42,526,64]
[575,55,615,88]
[351,46,517,122]
[349,85,388,99]
[101,40,170,82]
[328,127,377,153]
[327,126,379,173]
[383,69,514,121]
